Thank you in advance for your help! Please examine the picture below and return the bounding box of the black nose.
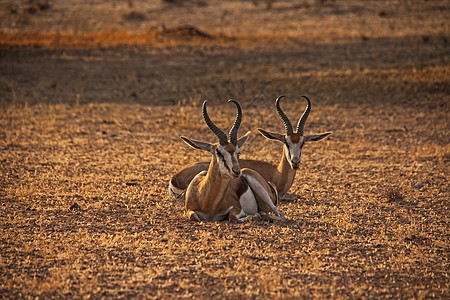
[232,169,241,177]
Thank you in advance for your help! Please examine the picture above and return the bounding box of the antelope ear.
[258,129,284,142]
[237,131,251,148]
[305,132,332,142]
[180,136,213,152]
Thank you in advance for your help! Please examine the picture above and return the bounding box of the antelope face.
[284,133,305,170]
[216,144,241,178]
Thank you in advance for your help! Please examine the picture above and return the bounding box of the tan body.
[169,146,295,201]
[185,155,280,221]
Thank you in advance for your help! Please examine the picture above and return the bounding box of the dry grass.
[1,0,449,299]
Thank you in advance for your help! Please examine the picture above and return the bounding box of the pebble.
[413,183,424,189]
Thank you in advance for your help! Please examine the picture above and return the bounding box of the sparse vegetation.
[384,186,405,203]
[0,0,449,299]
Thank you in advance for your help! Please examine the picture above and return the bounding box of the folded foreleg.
[242,168,284,219]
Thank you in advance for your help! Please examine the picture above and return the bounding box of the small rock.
[126,180,139,186]
[413,183,424,189]
[69,202,81,211]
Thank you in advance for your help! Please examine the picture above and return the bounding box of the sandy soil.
[0,0,449,298]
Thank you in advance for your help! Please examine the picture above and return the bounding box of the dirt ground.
[0,0,449,299]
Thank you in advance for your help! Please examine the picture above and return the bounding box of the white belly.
[239,188,258,215]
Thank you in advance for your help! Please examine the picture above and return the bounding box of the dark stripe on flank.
[236,177,249,198]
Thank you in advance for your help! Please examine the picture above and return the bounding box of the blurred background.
[1,0,448,106]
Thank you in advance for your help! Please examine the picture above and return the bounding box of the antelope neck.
[201,156,232,204]
[276,146,296,195]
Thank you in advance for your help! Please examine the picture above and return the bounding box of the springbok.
[181,99,283,222]
[255,95,332,199]
[169,95,332,201]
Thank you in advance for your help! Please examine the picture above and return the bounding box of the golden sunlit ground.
[1,0,449,298]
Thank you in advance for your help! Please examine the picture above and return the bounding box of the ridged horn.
[275,95,293,136]
[202,100,228,146]
[228,99,242,146]
[296,96,311,136]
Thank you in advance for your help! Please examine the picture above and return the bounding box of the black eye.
[216,149,225,161]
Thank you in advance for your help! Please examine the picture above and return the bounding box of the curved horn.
[228,99,242,146]
[202,100,228,146]
[296,96,311,136]
[275,95,293,136]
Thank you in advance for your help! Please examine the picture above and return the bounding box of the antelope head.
[258,95,332,170]
[181,100,250,179]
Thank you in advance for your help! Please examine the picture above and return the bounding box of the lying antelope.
[181,99,283,221]
[169,95,331,201]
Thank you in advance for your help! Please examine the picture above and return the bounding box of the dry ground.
[0,0,449,299]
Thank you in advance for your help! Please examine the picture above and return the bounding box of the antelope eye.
[216,149,225,161]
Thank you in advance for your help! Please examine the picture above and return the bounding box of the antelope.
[181,99,284,222]
[169,95,332,201]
